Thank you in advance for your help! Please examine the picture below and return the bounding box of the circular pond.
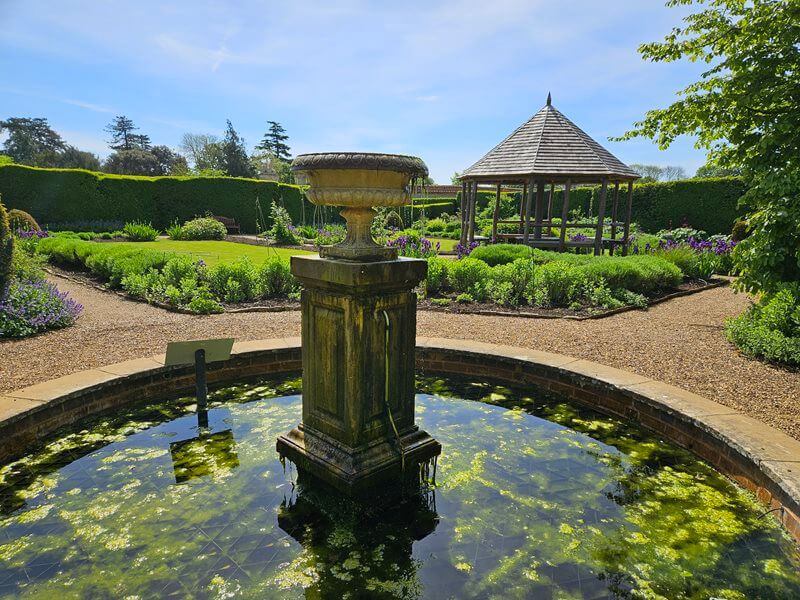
[0,374,798,599]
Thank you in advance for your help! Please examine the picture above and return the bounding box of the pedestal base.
[277,423,441,495]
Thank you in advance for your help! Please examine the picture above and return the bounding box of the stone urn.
[291,152,428,261]
[277,152,440,496]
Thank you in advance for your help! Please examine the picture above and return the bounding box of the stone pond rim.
[2,339,800,543]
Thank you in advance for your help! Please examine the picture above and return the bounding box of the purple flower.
[455,241,479,259]
[15,229,49,239]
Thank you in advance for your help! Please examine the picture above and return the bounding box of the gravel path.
[2,273,798,439]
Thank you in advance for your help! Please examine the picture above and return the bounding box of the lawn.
[429,237,458,252]
[106,238,313,266]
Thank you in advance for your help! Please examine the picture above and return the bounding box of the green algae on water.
[0,374,797,599]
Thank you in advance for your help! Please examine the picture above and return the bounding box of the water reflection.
[169,428,239,484]
[278,474,439,599]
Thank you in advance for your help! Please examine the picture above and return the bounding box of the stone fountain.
[276,152,441,495]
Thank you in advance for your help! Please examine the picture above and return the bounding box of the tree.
[53,146,101,171]
[181,133,218,167]
[661,165,687,181]
[150,145,189,175]
[256,121,291,161]
[628,164,663,183]
[451,172,461,185]
[105,116,150,151]
[103,149,160,175]
[695,163,741,178]
[0,117,67,165]
[221,120,255,178]
[617,0,800,294]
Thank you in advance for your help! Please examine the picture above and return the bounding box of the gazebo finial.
[546,91,552,106]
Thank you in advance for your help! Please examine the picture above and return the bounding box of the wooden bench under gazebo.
[458,94,640,256]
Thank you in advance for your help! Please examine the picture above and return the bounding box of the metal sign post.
[165,338,235,427]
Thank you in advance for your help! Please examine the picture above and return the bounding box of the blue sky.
[0,0,708,182]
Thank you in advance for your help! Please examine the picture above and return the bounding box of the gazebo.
[458,94,640,256]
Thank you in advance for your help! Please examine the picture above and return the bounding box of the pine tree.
[221,120,255,178]
[256,121,291,161]
[105,116,149,151]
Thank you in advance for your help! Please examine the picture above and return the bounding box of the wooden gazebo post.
[534,180,545,240]
[594,179,608,256]
[523,177,534,244]
[518,182,527,233]
[609,181,620,255]
[491,183,501,241]
[459,181,468,246]
[622,181,634,256]
[559,180,571,251]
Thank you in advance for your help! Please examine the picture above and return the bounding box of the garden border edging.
[1,337,798,542]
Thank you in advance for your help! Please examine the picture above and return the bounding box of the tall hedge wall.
[0,165,312,234]
[458,177,746,234]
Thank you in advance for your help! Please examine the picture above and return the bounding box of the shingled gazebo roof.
[461,95,639,182]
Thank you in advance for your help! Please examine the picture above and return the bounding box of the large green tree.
[619,0,800,294]
[0,117,67,165]
[256,121,291,162]
[221,120,255,178]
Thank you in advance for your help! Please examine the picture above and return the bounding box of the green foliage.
[0,164,310,234]
[726,286,800,366]
[486,259,536,307]
[269,201,300,244]
[531,261,588,307]
[8,209,40,232]
[34,237,298,313]
[178,217,227,241]
[448,258,491,301]
[430,297,451,306]
[186,288,224,314]
[255,121,291,162]
[656,227,708,243]
[122,221,159,242]
[425,256,448,295]
[0,197,14,295]
[731,219,749,242]
[256,258,296,298]
[37,237,169,287]
[165,220,184,240]
[629,178,745,234]
[617,0,799,296]
[221,120,255,178]
[207,258,258,303]
[455,292,474,304]
[580,255,683,293]
[470,243,533,266]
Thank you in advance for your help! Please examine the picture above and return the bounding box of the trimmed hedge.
[457,178,746,234]
[0,165,312,234]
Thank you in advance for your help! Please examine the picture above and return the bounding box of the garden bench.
[213,216,240,234]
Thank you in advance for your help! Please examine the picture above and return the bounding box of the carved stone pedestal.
[276,255,441,495]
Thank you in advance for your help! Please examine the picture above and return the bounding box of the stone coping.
[2,337,798,542]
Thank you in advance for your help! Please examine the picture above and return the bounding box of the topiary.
[0,197,14,296]
[8,209,40,232]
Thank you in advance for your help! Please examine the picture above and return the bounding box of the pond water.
[0,374,798,599]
